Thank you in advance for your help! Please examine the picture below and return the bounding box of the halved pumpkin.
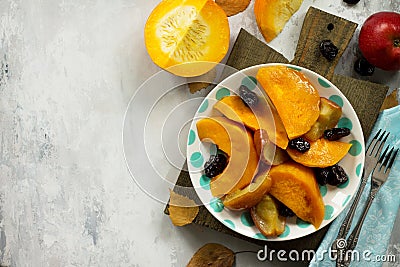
[286,138,352,168]
[144,0,230,77]
[256,66,320,139]
[196,117,258,196]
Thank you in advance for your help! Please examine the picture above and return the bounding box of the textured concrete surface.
[0,0,399,266]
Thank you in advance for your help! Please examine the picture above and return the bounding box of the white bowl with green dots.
[187,63,365,241]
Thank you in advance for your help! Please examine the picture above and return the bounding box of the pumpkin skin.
[256,66,320,140]
[196,117,258,196]
[144,0,230,77]
[269,161,325,228]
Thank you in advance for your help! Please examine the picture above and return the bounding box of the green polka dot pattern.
[324,205,334,220]
[216,88,230,100]
[329,95,344,107]
[240,211,254,227]
[190,152,203,168]
[349,140,362,156]
[241,76,257,90]
[338,117,353,130]
[199,175,210,190]
[318,78,331,88]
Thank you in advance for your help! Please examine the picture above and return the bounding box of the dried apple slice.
[304,97,342,141]
[254,129,289,166]
[251,194,286,237]
[223,165,272,210]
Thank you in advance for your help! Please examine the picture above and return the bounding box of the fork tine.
[372,131,389,157]
[386,149,399,173]
[366,129,382,155]
[378,147,394,172]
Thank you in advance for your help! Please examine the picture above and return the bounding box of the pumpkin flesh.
[145,0,230,77]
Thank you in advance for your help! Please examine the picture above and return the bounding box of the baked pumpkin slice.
[196,117,258,196]
[287,138,352,168]
[268,161,325,228]
[144,0,230,77]
[256,65,320,139]
[213,95,289,149]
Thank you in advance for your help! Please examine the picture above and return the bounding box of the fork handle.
[346,183,379,251]
[336,171,369,239]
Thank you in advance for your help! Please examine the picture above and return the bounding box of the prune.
[327,164,348,186]
[278,203,295,217]
[314,168,330,186]
[204,153,228,178]
[354,57,375,76]
[324,127,351,141]
[315,164,348,186]
[343,0,360,5]
[239,85,258,107]
[288,137,310,153]
[319,40,339,61]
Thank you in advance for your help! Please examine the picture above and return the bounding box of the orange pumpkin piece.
[144,0,230,77]
[196,117,258,196]
[269,161,325,228]
[213,95,289,149]
[256,66,320,139]
[286,138,352,168]
[223,165,272,210]
[254,0,304,42]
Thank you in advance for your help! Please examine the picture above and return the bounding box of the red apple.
[358,11,400,71]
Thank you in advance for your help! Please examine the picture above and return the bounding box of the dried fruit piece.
[215,0,251,17]
[286,138,352,168]
[251,194,286,237]
[319,40,339,61]
[204,153,228,178]
[223,165,272,210]
[343,0,360,5]
[278,203,295,217]
[288,137,310,153]
[327,164,348,186]
[256,66,320,139]
[168,190,199,226]
[239,85,259,107]
[254,0,304,42]
[314,167,330,186]
[268,161,325,228]
[187,243,235,267]
[354,57,375,76]
[144,0,230,77]
[324,127,351,141]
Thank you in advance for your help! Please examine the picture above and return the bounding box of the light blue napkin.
[310,105,400,267]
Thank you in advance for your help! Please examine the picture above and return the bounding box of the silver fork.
[337,145,398,267]
[331,130,389,253]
